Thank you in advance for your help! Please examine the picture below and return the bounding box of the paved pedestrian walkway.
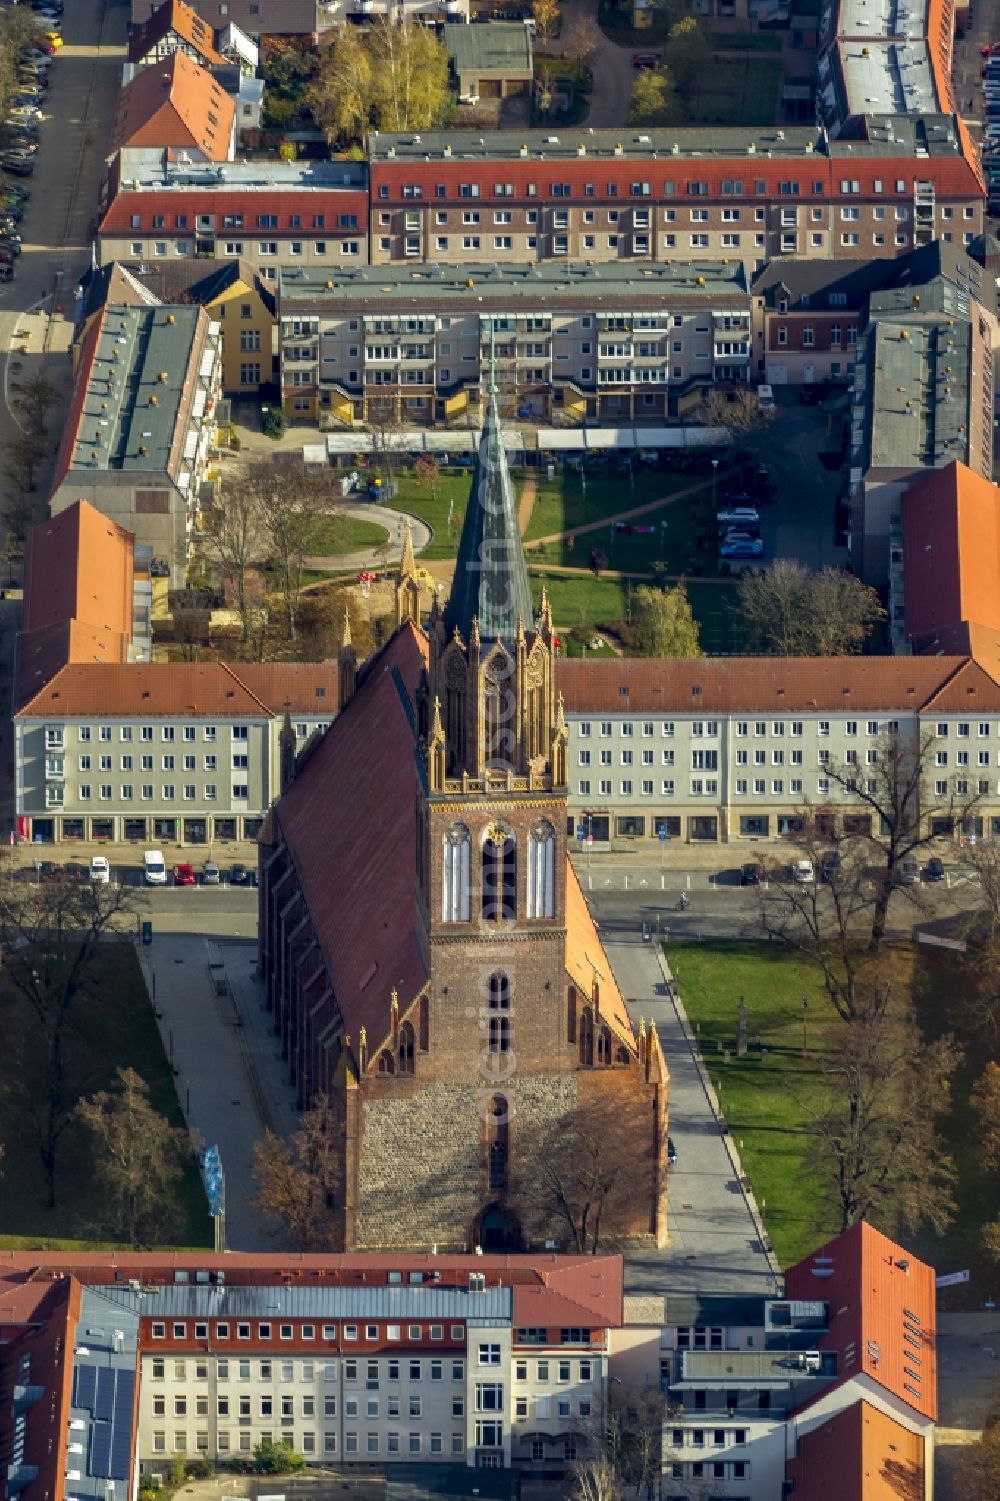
[301,504,432,576]
[138,933,298,1251]
[599,926,780,1295]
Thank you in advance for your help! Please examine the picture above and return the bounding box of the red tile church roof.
[270,622,431,1047]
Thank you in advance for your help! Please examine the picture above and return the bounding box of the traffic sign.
[658,827,667,842]
[935,1270,970,1288]
[576,825,586,842]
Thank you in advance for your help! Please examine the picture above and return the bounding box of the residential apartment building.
[1,1250,619,1495]
[80,258,277,394]
[326,0,469,21]
[49,302,222,587]
[554,655,1000,849]
[367,123,984,271]
[849,266,997,585]
[127,0,228,68]
[276,260,753,425]
[14,661,341,846]
[110,51,235,163]
[650,1223,936,1500]
[753,239,996,385]
[98,151,368,280]
[819,0,962,142]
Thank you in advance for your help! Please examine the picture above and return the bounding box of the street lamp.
[711,457,719,512]
[801,994,809,1055]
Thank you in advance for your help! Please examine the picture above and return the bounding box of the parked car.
[89,855,110,884]
[798,385,820,404]
[820,851,842,882]
[926,856,946,882]
[632,51,659,68]
[0,239,22,257]
[740,860,763,886]
[720,535,765,559]
[667,1137,677,1164]
[717,506,760,528]
[792,857,815,884]
[230,862,250,885]
[1,159,34,175]
[0,263,13,281]
[202,860,221,885]
[172,862,196,886]
[898,856,920,884]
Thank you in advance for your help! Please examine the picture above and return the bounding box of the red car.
[981,42,1000,57]
[172,862,196,886]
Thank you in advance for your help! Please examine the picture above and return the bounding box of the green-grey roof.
[444,21,533,75]
[444,384,533,644]
[72,304,207,477]
[278,258,751,311]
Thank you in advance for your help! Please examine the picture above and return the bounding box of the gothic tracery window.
[442,823,471,922]
[527,818,555,919]
[488,970,511,1054]
[398,1021,415,1074]
[483,822,516,922]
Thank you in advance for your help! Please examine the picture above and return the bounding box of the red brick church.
[258,384,668,1253]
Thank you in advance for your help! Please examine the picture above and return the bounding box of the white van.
[757,383,775,411]
[143,849,167,885]
[90,855,110,884]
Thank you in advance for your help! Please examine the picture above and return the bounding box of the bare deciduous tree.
[0,862,141,1206]
[736,560,885,657]
[77,1066,189,1246]
[805,984,958,1235]
[252,1094,340,1250]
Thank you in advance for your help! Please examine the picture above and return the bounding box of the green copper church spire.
[444,325,534,643]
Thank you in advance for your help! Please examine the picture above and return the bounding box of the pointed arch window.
[488,970,510,1054]
[527,818,556,919]
[483,823,516,922]
[579,1007,594,1067]
[398,1021,415,1074]
[442,823,471,922]
[484,657,515,770]
[487,1094,509,1191]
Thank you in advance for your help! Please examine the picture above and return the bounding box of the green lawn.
[531,572,627,635]
[524,471,693,544]
[382,468,480,561]
[667,941,843,1267]
[309,514,388,556]
[0,944,212,1249]
[689,56,782,125]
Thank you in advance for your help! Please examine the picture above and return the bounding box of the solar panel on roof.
[73,1364,97,1413]
[90,1421,112,1478]
[95,1367,116,1420]
[109,1369,136,1479]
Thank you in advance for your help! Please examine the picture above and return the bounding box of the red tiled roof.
[369,155,984,203]
[555,656,979,715]
[110,50,234,160]
[23,501,134,638]
[15,621,132,713]
[15,661,272,719]
[903,461,1000,640]
[99,186,369,237]
[0,1249,622,1301]
[231,662,339,716]
[788,1401,926,1501]
[128,0,226,66]
[271,622,431,1048]
[0,1269,78,1501]
[920,655,1000,712]
[785,1221,937,1421]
